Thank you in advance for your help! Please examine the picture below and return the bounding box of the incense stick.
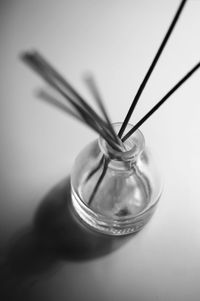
[118,0,188,139]
[122,62,200,142]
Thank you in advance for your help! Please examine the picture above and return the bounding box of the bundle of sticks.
[21,0,199,203]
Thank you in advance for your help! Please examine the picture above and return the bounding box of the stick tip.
[19,49,39,63]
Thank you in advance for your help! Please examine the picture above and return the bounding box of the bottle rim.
[98,122,145,161]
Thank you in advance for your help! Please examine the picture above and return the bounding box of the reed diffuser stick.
[38,90,82,121]
[88,157,109,205]
[87,61,200,203]
[118,0,188,139]
[22,52,121,151]
[36,52,111,131]
[85,0,188,203]
[84,75,125,184]
[85,155,105,183]
[122,62,200,142]
[38,90,114,147]
[22,52,120,148]
[84,75,120,145]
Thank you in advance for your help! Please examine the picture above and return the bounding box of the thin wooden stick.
[118,0,188,138]
[25,52,121,149]
[84,155,104,183]
[38,90,82,121]
[84,74,120,144]
[88,157,109,205]
[38,91,117,148]
[26,51,117,143]
[84,75,124,186]
[122,62,200,142]
[21,53,121,151]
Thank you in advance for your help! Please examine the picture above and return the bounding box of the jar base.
[71,184,156,236]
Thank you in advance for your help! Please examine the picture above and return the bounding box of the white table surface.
[0,1,200,300]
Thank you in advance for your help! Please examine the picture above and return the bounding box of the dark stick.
[38,90,82,121]
[23,52,121,149]
[122,62,200,142]
[88,0,188,199]
[88,157,109,205]
[84,155,104,183]
[84,75,120,144]
[26,51,116,142]
[84,75,124,186]
[118,0,188,138]
[38,91,115,147]
[22,53,121,151]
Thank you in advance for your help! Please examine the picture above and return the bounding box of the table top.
[0,1,200,300]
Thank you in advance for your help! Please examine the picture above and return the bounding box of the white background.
[0,0,200,300]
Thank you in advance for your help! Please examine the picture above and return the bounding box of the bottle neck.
[98,123,145,164]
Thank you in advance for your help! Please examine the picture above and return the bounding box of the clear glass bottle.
[71,123,163,236]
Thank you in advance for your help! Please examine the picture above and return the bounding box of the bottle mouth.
[99,122,145,161]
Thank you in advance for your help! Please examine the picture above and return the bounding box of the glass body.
[71,123,162,236]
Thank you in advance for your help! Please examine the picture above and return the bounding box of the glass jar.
[71,123,163,236]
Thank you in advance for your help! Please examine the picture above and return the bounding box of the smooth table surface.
[0,1,200,300]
